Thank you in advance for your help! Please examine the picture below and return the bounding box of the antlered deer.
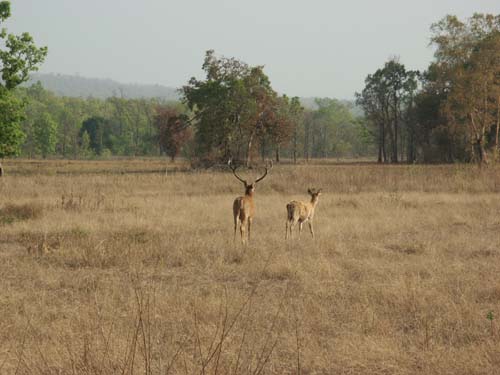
[285,188,322,239]
[229,160,271,244]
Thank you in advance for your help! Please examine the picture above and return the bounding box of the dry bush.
[0,203,43,224]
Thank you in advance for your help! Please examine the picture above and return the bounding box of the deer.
[229,159,271,244]
[285,188,322,240]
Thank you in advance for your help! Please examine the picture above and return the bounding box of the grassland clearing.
[0,159,500,374]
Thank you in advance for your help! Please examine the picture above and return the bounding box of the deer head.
[307,188,322,201]
[228,159,272,194]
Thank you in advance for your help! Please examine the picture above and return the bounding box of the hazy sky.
[8,0,500,99]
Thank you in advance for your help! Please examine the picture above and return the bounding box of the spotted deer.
[229,159,271,244]
[285,188,322,239]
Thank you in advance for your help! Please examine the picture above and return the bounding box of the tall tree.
[430,14,500,165]
[155,106,192,161]
[33,112,57,158]
[0,92,25,158]
[182,50,279,166]
[0,1,47,165]
[356,59,418,163]
[79,116,113,155]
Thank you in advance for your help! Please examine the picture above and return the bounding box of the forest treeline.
[356,14,500,164]
[0,4,499,166]
[13,77,372,163]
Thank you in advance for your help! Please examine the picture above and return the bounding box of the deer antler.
[255,160,272,184]
[228,159,247,184]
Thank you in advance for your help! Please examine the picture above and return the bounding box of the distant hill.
[24,73,363,116]
[24,73,180,100]
[300,97,364,117]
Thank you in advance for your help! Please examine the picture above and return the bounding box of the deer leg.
[240,219,246,245]
[308,221,314,239]
[290,219,297,239]
[234,216,238,242]
[247,217,252,243]
[285,221,289,240]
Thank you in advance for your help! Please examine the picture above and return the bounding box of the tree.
[262,95,304,163]
[33,113,57,158]
[0,90,25,158]
[0,1,47,165]
[182,50,280,166]
[356,59,418,163]
[79,116,113,155]
[430,14,500,165]
[155,106,192,161]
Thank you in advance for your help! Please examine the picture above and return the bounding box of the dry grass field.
[1,159,500,374]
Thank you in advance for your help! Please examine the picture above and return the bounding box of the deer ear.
[307,188,313,195]
[317,189,322,194]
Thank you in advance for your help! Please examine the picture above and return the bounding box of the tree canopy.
[0,1,47,159]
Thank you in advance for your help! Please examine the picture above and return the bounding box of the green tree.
[79,116,113,155]
[182,50,279,166]
[0,1,47,164]
[33,113,57,158]
[264,95,303,163]
[79,131,93,159]
[356,59,418,163]
[0,91,25,157]
[430,14,500,164]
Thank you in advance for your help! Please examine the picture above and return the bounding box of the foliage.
[15,80,373,162]
[0,2,47,90]
[312,98,373,158]
[80,131,93,158]
[15,84,182,159]
[33,112,57,158]
[0,1,47,159]
[79,116,113,155]
[356,59,419,163]
[0,89,25,158]
[421,13,500,164]
[155,106,192,161]
[183,50,287,165]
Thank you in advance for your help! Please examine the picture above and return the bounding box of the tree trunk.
[393,99,399,163]
[382,122,387,163]
[293,128,298,164]
[62,123,67,157]
[322,124,328,158]
[382,99,391,163]
[0,162,3,177]
[406,99,415,164]
[476,138,488,166]
[407,129,415,164]
[377,121,383,163]
[400,122,404,162]
[304,120,310,162]
[246,133,255,167]
[470,112,488,166]
[275,144,280,163]
[392,115,398,164]
[386,119,395,163]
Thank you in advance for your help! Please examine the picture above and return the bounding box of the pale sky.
[7,0,500,99]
